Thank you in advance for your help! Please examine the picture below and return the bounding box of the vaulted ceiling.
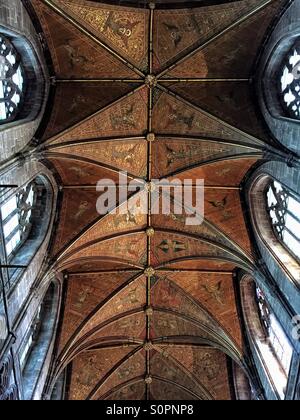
[31,0,286,400]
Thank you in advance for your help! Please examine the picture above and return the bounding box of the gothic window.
[21,283,59,400]
[241,276,294,400]
[280,42,300,119]
[0,177,52,294]
[0,35,24,123]
[0,182,36,259]
[256,287,293,376]
[267,180,300,262]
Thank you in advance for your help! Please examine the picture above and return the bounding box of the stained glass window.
[0,35,24,123]
[267,180,300,262]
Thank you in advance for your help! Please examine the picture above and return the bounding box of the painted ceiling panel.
[49,139,148,178]
[34,0,283,400]
[69,347,135,400]
[31,0,139,78]
[59,191,148,259]
[66,260,140,273]
[48,87,149,144]
[161,259,237,271]
[166,347,232,400]
[167,272,242,347]
[58,271,136,351]
[83,311,146,345]
[102,380,146,400]
[51,188,102,257]
[76,275,147,339]
[150,350,208,399]
[162,82,269,143]
[46,157,131,185]
[59,232,148,269]
[152,91,257,143]
[150,275,239,348]
[151,137,260,179]
[52,0,150,71]
[151,310,213,340]
[52,189,148,259]
[150,231,232,266]
[92,350,146,400]
[152,211,245,256]
[166,0,286,78]
[167,157,260,185]
[42,82,140,141]
[149,378,199,400]
[204,189,253,254]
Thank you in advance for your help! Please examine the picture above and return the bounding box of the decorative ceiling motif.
[152,0,259,70]
[52,0,150,69]
[31,0,286,400]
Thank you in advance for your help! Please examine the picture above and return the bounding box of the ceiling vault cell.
[30,0,286,400]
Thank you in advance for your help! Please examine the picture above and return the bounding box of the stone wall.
[0,0,49,162]
[0,157,59,399]
[244,159,300,399]
[257,0,300,155]
[247,161,300,316]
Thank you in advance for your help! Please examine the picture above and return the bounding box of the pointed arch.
[240,274,294,400]
[249,172,300,286]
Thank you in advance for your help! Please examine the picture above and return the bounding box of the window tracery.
[281,42,300,119]
[21,283,59,400]
[267,180,300,262]
[0,182,36,259]
[256,287,293,375]
[0,35,24,123]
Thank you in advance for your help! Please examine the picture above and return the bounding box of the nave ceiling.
[29,0,287,400]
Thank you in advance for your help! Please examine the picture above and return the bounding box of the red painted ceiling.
[31,0,285,400]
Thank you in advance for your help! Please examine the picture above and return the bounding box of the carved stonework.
[0,355,18,401]
[0,314,7,341]
[147,133,156,143]
[146,228,155,237]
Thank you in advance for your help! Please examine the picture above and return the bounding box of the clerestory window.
[0,35,24,123]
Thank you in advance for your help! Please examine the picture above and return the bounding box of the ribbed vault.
[31,0,286,400]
